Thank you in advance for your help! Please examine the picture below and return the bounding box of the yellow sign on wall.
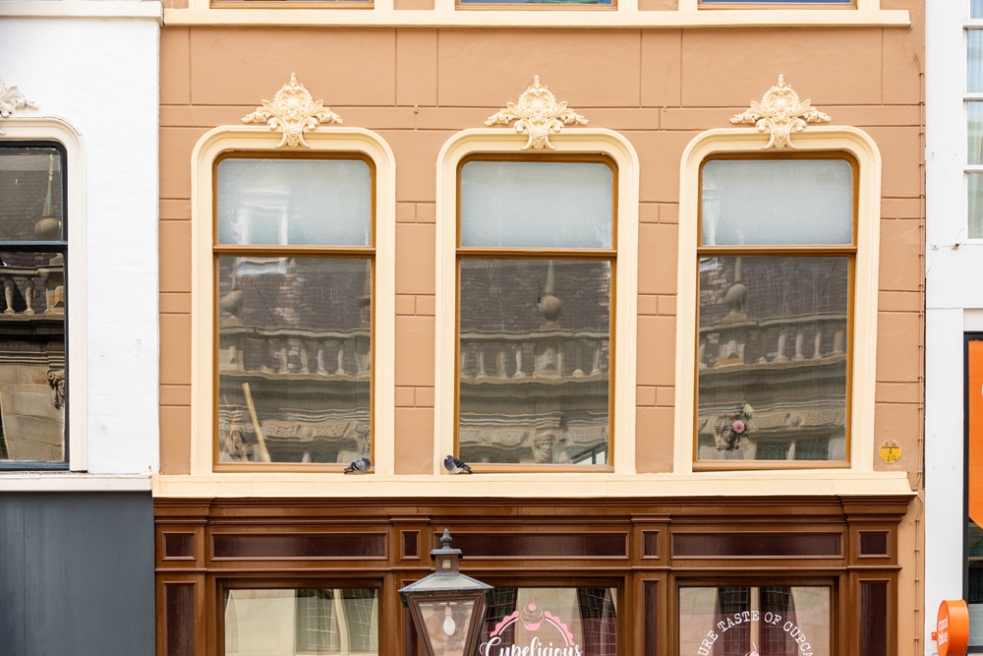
[879,440,902,464]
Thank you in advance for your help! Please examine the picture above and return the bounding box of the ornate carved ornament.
[730,75,831,150]
[242,73,342,148]
[46,369,64,410]
[485,76,588,151]
[0,76,38,135]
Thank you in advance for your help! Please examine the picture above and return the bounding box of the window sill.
[0,1,163,20]
[0,472,153,492]
[161,7,909,27]
[153,469,913,498]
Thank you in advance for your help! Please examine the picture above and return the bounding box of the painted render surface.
[0,17,161,474]
[925,0,974,652]
[159,21,924,477]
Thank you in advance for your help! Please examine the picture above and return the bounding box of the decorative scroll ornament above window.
[241,73,342,148]
[485,76,588,151]
[730,75,831,150]
[0,76,38,135]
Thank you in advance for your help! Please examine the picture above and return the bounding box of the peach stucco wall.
[158,8,924,476]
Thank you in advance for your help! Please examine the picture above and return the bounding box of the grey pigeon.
[444,455,472,474]
[344,456,371,474]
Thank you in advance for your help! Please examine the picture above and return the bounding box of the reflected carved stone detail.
[46,369,64,410]
[0,76,38,135]
[485,76,588,151]
[730,75,831,150]
[242,73,343,148]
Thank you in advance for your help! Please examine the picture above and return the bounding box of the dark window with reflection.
[696,158,854,463]
[0,144,67,467]
[457,159,615,467]
[215,156,373,467]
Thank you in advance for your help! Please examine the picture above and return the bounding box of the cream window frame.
[0,117,87,472]
[190,127,396,477]
[434,128,639,476]
[673,126,882,474]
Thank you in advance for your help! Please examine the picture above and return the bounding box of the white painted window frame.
[673,126,882,474]
[190,126,396,476]
[434,128,639,475]
[0,117,88,472]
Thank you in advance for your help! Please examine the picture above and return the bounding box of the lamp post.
[398,529,493,656]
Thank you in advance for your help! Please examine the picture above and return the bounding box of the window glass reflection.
[224,589,378,655]
[479,588,617,656]
[458,259,610,465]
[217,256,371,464]
[697,256,848,462]
[678,586,830,656]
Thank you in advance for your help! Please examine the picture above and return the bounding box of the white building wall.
[926,0,979,652]
[0,8,161,476]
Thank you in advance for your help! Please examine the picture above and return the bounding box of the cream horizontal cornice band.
[161,8,909,28]
[153,471,914,498]
[0,1,163,20]
[0,474,153,492]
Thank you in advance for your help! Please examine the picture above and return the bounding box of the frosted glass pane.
[971,102,983,165]
[701,159,853,246]
[971,31,983,93]
[217,158,371,246]
[975,0,983,18]
[971,174,983,239]
[460,161,613,248]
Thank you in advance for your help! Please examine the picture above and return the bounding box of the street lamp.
[398,529,493,656]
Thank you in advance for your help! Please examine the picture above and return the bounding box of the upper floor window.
[968,3,983,237]
[455,156,616,470]
[700,0,851,5]
[696,155,856,465]
[0,143,68,468]
[214,153,375,471]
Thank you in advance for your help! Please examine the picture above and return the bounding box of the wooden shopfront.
[155,495,909,656]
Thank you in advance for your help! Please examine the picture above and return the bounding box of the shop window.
[678,585,831,656]
[967,7,983,238]
[965,335,983,649]
[223,588,379,655]
[478,587,618,656]
[695,155,857,465]
[455,157,616,469]
[214,153,375,471]
[0,143,67,469]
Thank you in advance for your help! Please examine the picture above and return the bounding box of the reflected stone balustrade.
[0,260,65,318]
[459,330,609,381]
[218,326,370,378]
[698,313,847,370]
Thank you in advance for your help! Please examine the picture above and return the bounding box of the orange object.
[969,342,983,528]
[933,600,969,656]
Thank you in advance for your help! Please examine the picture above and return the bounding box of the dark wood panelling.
[859,531,889,557]
[672,532,842,558]
[860,580,889,656]
[441,532,627,558]
[164,584,195,656]
[164,533,195,560]
[211,533,387,560]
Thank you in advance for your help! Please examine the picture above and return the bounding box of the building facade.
[0,2,161,654]
[154,2,924,655]
[925,0,983,653]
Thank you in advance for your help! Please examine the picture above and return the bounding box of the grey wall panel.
[0,492,154,656]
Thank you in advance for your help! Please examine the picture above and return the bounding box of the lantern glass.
[417,598,477,656]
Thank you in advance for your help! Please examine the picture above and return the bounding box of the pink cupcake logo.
[519,598,544,631]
